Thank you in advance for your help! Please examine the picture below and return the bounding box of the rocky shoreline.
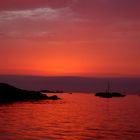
[0,83,60,103]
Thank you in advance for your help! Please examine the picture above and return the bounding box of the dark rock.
[111,92,126,97]
[40,90,63,93]
[47,95,61,100]
[0,83,60,103]
[40,90,55,93]
[55,91,63,93]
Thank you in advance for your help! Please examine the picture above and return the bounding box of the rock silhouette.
[40,90,63,93]
[0,83,60,103]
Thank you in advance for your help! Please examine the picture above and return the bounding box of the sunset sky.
[0,0,140,77]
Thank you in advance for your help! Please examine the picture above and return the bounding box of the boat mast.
[107,81,110,93]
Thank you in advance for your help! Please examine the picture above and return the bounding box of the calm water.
[0,93,140,140]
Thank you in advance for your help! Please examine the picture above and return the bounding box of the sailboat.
[95,82,126,98]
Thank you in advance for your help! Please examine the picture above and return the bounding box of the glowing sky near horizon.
[0,0,140,77]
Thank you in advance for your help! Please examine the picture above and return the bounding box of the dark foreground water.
[0,93,140,140]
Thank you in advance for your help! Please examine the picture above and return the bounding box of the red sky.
[0,0,140,77]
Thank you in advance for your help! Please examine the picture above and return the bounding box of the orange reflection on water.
[0,94,140,140]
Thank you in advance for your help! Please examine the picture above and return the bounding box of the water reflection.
[0,94,140,140]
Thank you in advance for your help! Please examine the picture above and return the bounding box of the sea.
[0,93,140,140]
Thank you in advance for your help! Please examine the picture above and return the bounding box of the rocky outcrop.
[0,83,60,103]
[40,90,63,93]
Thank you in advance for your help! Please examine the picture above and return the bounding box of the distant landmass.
[0,83,60,103]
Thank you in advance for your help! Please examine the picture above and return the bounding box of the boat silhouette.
[95,82,126,98]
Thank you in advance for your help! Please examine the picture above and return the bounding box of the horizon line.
[0,74,140,79]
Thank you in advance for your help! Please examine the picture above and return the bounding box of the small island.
[0,83,60,103]
[40,89,63,93]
